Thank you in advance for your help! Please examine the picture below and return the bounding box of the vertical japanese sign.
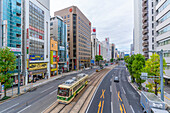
[27,29,29,69]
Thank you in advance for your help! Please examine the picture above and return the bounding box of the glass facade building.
[1,0,22,74]
[58,19,67,71]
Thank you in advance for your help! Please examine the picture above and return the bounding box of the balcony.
[142,7,147,12]
[143,0,147,3]
[143,41,149,47]
[142,29,148,35]
[143,53,149,59]
[142,3,147,9]
[143,47,149,53]
[142,10,148,16]
[142,22,148,29]
[142,35,148,41]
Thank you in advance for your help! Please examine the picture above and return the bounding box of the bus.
[57,73,88,104]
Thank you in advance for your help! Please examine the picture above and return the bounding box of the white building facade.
[22,0,50,85]
[155,0,170,83]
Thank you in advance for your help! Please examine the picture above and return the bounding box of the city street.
[0,67,97,113]
[86,64,143,113]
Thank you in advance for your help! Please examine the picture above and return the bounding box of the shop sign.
[1,85,4,92]
[51,51,53,64]
[51,68,57,71]
[29,63,47,71]
[59,46,65,51]
[29,55,44,61]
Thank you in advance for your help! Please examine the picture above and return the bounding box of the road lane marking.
[164,95,170,101]
[110,79,112,82]
[0,103,19,113]
[122,87,126,94]
[130,105,135,113]
[17,105,31,113]
[101,100,104,113]
[120,104,123,113]
[111,102,113,113]
[118,91,122,102]
[49,89,58,95]
[100,89,105,99]
[110,86,112,93]
[97,101,101,113]
[41,86,54,94]
[122,104,126,113]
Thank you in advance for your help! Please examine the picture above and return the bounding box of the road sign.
[141,72,148,77]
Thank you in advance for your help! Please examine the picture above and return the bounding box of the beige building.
[54,6,91,70]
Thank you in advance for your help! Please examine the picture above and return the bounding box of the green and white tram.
[57,73,88,104]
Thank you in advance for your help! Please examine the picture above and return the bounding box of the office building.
[110,43,115,59]
[134,0,143,54]
[155,0,170,84]
[54,6,91,70]
[22,0,50,84]
[50,16,68,73]
[91,27,97,65]
[130,44,134,56]
[50,38,58,76]
[0,0,22,84]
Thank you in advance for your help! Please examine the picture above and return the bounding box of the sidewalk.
[0,69,86,100]
[127,76,170,111]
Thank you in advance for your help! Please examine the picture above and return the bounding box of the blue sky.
[50,0,134,53]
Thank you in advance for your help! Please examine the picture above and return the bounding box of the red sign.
[39,35,42,39]
[89,22,91,26]
[53,55,57,57]
[93,29,96,32]
[57,56,59,62]
[67,61,69,65]
[99,44,101,55]
[27,29,29,39]
[69,8,72,12]
[15,80,18,84]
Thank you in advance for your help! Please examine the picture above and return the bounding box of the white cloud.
[50,0,134,53]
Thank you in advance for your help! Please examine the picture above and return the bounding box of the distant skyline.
[50,0,134,53]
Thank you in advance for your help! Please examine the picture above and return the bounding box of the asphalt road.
[0,67,97,113]
[86,64,143,113]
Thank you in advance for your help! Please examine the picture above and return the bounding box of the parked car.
[114,76,119,82]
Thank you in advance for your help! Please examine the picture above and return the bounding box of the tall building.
[130,44,134,56]
[54,6,91,70]
[134,0,143,54]
[142,0,156,59]
[50,16,68,73]
[91,27,97,65]
[22,0,50,85]
[0,0,22,84]
[110,43,115,59]
[155,0,170,84]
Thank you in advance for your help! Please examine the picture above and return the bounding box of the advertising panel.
[50,51,53,64]
[29,55,44,61]
[29,63,47,71]
[51,68,57,71]
[91,27,96,35]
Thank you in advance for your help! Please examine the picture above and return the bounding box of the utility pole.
[17,54,21,95]
[159,49,164,101]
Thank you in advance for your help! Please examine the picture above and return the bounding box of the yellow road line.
[164,95,170,101]
[118,91,122,102]
[97,101,101,113]
[120,104,123,113]
[122,104,126,113]
[100,89,105,99]
[101,100,104,113]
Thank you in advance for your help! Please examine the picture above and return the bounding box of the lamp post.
[149,49,169,101]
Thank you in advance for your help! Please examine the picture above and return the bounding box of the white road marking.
[130,105,135,113]
[110,79,112,82]
[0,103,19,113]
[122,87,126,94]
[110,86,112,93]
[41,86,54,94]
[49,89,58,95]
[17,105,31,113]
[41,101,57,113]
[111,102,113,113]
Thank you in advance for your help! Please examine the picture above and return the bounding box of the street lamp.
[15,54,23,95]
[148,49,170,101]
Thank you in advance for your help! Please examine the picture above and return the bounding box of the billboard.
[29,55,44,61]
[29,63,47,71]
[91,27,96,35]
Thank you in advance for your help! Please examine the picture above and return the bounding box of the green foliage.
[143,53,166,95]
[0,47,16,97]
[132,54,146,88]
[110,58,113,62]
[124,56,130,63]
[95,55,103,62]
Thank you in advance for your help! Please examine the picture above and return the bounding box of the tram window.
[58,88,69,97]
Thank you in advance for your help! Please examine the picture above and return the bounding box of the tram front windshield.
[58,87,69,97]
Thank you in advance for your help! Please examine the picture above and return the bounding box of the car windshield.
[58,87,69,97]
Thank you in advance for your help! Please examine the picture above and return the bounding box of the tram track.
[43,65,116,113]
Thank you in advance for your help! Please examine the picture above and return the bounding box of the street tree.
[132,54,145,89]
[0,47,16,97]
[110,58,113,62]
[95,55,103,65]
[126,55,136,82]
[143,53,166,95]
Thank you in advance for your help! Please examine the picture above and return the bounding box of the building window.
[68,15,70,18]
[152,37,154,43]
[64,16,66,19]
[152,2,153,7]
[152,9,154,14]
[50,22,53,26]
[64,20,66,23]
[52,44,53,47]
[68,24,70,27]
[68,33,70,36]
[152,44,154,50]
[68,19,70,23]
[152,30,154,35]
[152,16,154,21]
[152,23,154,28]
